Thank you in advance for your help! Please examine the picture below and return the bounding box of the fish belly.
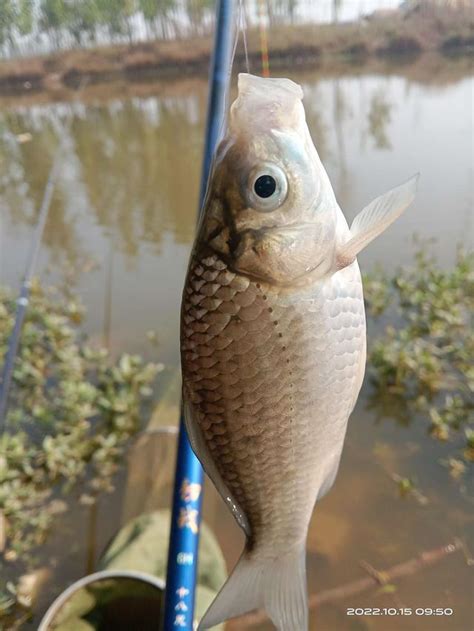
[181,251,366,558]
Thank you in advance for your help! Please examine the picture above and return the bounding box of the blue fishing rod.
[163,1,235,629]
[0,78,88,434]
[0,159,59,434]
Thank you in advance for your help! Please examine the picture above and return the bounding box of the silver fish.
[181,73,417,630]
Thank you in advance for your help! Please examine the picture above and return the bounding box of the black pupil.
[254,175,276,199]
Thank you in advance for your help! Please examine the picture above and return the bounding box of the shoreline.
[0,52,471,110]
[0,7,472,98]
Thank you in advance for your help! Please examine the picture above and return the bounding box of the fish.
[180,73,418,630]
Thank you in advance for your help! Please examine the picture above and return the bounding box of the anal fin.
[183,400,250,536]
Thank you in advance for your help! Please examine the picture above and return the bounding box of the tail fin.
[198,547,307,630]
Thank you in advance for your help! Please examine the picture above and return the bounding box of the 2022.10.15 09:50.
[346,608,454,616]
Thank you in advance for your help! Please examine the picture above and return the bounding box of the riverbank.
[0,52,471,110]
[0,4,472,96]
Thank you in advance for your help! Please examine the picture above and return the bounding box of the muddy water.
[0,57,472,630]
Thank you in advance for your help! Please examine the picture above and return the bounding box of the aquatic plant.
[0,280,161,617]
[364,244,474,473]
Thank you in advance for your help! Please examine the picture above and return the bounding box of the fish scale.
[181,251,366,556]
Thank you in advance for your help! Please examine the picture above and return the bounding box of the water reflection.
[368,90,392,149]
[1,93,205,264]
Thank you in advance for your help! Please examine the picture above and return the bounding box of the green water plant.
[0,280,161,608]
[364,244,474,473]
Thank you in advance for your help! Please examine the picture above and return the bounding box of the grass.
[364,243,474,476]
[0,280,161,623]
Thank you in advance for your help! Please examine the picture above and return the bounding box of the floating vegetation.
[0,280,161,619]
[364,244,474,475]
[390,473,429,505]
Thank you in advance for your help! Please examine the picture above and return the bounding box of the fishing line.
[239,0,250,73]
[258,0,270,77]
[230,0,249,78]
[202,0,245,201]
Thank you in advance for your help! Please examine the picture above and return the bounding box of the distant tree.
[139,0,176,38]
[17,0,34,36]
[158,0,177,39]
[273,0,299,25]
[39,0,67,48]
[139,0,158,34]
[0,0,16,48]
[285,0,299,23]
[368,91,392,150]
[265,0,275,26]
[65,1,101,44]
[95,0,135,41]
[122,0,137,42]
[186,0,214,35]
[139,0,158,27]
[40,0,65,31]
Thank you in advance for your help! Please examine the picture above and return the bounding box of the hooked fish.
[181,73,417,630]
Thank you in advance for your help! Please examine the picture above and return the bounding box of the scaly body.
[182,250,365,556]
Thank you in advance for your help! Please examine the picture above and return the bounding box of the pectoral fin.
[337,174,419,269]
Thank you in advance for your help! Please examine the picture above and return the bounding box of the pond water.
[0,55,472,630]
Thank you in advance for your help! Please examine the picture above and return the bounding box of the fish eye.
[247,163,288,212]
[254,175,276,198]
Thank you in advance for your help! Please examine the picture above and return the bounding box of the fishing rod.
[0,77,89,434]
[0,158,60,433]
[162,1,236,629]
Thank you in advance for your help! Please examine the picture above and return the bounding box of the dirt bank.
[0,5,472,97]
[0,52,471,111]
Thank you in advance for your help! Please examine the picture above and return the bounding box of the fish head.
[200,73,339,286]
